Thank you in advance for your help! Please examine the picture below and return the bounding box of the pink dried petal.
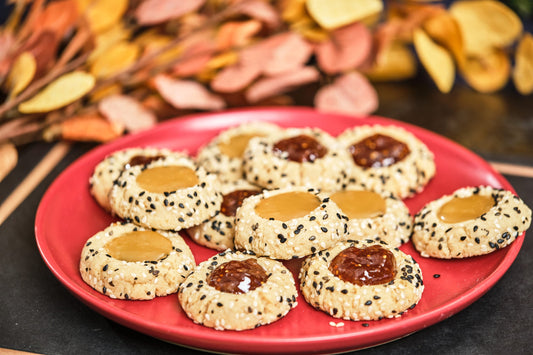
[98,95,157,132]
[154,75,226,110]
[263,32,313,76]
[135,0,206,25]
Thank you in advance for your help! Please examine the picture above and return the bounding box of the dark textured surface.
[1,77,532,355]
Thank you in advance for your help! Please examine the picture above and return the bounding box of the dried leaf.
[90,41,140,78]
[173,40,215,77]
[513,33,533,95]
[139,34,185,67]
[135,0,206,26]
[364,42,417,82]
[460,49,510,93]
[18,30,60,77]
[387,3,445,42]
[32,0,79,35]
[423,12,465,66]
[245,66,319,103]
[98,95,157,132]
[314,71,378,116]
[233,0,281,30]
[0,143,18,183]
[18,71,95,114]
[413,28,455,93]
[59,113,124,142]
[88,22,132,64]
[450,0,522,56]
[216,20,262,51]
[56,21,94,68]
[306,0,383,30]
[90,83,122,102]
[263,32,313,76]
[141,94,183,119]
[315,22,373,74]
[154,74,226,110]
[6,52,36,97]
[86,0,129,34]
[210,62,262,93]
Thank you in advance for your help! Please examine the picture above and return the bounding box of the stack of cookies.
[80,120,531,331]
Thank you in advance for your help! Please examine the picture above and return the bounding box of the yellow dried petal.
[423,12,465,66]
[365,42,417,82]
[0,143,17,183]
[85,0,129,34]
[90,83,122,102]
[306,0,383,30]
[7,52,36,97]
[413,28,454,93]
[282,0,307,23]
[18,71,95,113]
[88,22,132,64]
[90,41,140,78]
[206,51,238,70]
[461,49,510,94]
[513,33,533,95]
[450,0,522,56]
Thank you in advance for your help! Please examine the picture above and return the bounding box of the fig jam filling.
[221,189,261,217]
[329,245,396,286]
[105,230,172,262]
[207,259,269,294]
[218,133,264,158]
[273,134,328,162]
[254,191,320,221]
[349,134,410,168]
[126,154,165,168]
[437,194,495,223]
[136,166,198,193]
[330,190,386,219]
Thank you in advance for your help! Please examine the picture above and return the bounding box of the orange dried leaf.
[245,66,319,103]
[423,12,465,66]
[460,49,510,94]
[60,113,124,142]
[18,71,95,114]
[306,0,383,30]
[173,41,215,77]
[154,74,226,110]
[32,0,79,35]
[90,41,140,78]
[216,20,262,51]
[315,22,373,74]
[413,28,455,93]
[314,71,378,116]
[513,33,533,95]
[86,0,129,34]
[364,42,417,82]
[449,0,522,56]
[0,143,18,183]
[98,95,157,132]
[141,95,183,120]
[6,51,36,97]
[19,31,60,77]
[135,0,206,26]
[90,83,122,102]
[386,3,445,42]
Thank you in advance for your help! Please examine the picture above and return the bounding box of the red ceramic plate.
[35,108,524,354]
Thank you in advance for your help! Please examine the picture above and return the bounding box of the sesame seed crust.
[186,179,262,251]
[196,122,282,183]
[299,239,424,321]
[412,186,532,259]
[234,187,347,260]
[79,222,196,300]
[242,127,352,191]
[109,154,222,231]
[89,147,179,212]
[334,187,413,248]
[178,250,298,331]
[337,125,436,199]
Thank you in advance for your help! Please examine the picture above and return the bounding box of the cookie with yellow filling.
[234,187,347,259]
[330,187,412,247]
[242,127,352,191]
[412,186,532,258]
[178,250,298,330]
[300,239,424,321]
[337,125,436,198]
[186,179,262,251]
[80,222,195,300]
[196,121,282,183]
[89,147,180,212]
[109,154,222,231]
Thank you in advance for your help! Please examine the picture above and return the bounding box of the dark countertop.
[1,76,532,354]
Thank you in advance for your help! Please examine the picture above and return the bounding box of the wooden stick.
[0,142,70,226]
[489,161,533,179]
